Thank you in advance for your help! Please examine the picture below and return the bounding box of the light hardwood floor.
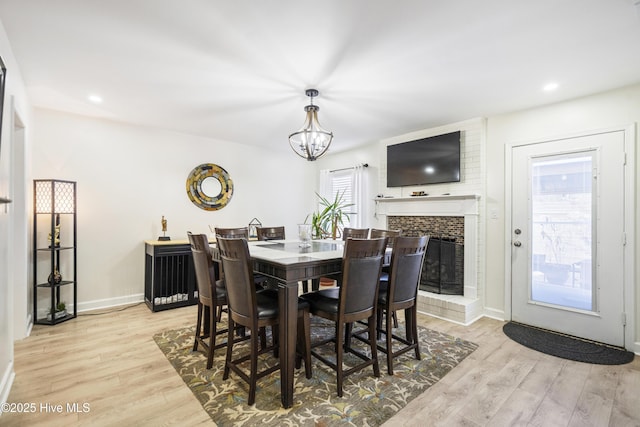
[2,303,639,426]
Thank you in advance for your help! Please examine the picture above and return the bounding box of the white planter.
[46,309,67,321]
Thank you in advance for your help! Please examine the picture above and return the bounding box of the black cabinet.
[144,240,199,312]
[33,180,77,325]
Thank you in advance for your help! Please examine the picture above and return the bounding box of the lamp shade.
[288,89,333,161]
[34,180,76,214]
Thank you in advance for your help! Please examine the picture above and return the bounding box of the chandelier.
[288,89,333,161]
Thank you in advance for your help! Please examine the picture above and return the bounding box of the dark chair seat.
[300,237,387,397]
[188,232,248,370]
[375,235,429,375]
[298,288,339,313]
[218,236,312,406]
[255,290,279,318]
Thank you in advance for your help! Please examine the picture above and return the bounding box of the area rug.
[503,321,635,365]
[154,318,477,426]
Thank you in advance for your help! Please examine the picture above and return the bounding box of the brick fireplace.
[375,194,482,324]
[388,215,464,295]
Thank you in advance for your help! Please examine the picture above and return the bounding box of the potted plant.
[47,301,67,321]
[306,190,354,239]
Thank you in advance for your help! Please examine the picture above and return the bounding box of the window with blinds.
[330,170,353,206]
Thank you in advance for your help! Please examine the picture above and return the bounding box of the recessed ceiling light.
[88,94,103,104]
[542,82,559,92]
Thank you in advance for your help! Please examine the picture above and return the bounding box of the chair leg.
[193,302,203,352]
[336,321,344,397]
[369,316,380,378]
[409,307,421,360]
[302,310,313,379]
[272,326,279,358]
[376,307,383,340]
[206,304,216,369]
[223,319,234,380]
[386,307,394,375]
[248,328,259,406]
[392,311,398,328]
[260,327,267,351]
[344,322,353,349]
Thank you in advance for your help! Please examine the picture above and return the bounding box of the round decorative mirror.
[186,163,234,211]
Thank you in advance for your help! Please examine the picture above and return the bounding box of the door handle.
[513,241,522,247]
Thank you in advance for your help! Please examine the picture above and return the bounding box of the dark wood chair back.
[387,236,428,304]
[216,236,312,405]
[188,232,215,304]
[214,227,249,239]
[377,235,429,375]
[187,231,232,369]
[299,237,387,397]
[342,227,369,240]
[216,237,256,327]
[256,226,285,241]
[370,228,402,247]
[339,237,388,322]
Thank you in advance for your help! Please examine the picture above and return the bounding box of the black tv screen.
[386,131,461,187]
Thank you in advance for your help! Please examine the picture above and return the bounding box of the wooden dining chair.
[308,227,368,293]
[376,235,428,375]
[214,226,249,239]
[256,226,285,241]
[217,237,312,406]
[300,237,388,397]
[371,228,403,326]
[341,227,369,240]
[370,228,402,247]
[188,232,237,369]
[215,226,268,288]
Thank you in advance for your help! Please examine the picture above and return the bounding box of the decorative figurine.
[48,214,61,248]
[158,215,171,241]
[48,268,62,285]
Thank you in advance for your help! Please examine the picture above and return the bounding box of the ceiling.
[1,0,639,155]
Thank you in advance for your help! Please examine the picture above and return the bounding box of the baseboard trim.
[0,361,15,409]
[77,293,145,313]
[417,309,483,326]
[483,307,505,322]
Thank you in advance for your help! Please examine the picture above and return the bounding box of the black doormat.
[503,322,635,365]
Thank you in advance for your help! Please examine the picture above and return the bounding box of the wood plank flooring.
[2,303,638,426]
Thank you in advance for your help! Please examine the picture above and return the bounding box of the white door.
[510,130,627,347]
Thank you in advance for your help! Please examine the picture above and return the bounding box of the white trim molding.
[375,194,483,324]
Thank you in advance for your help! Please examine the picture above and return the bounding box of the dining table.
[211,238,346,408]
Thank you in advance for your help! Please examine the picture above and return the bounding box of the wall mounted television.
[386,131,461,187]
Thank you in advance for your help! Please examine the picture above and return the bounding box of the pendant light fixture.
[288,88,333,161]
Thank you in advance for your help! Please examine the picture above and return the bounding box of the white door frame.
[504,125,636,351]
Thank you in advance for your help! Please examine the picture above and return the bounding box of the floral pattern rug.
[153,317,477,426]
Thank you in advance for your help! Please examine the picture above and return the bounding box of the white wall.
[486,83,640,350]
[31,109,316,312]
[321,86,639,350]
[320,117,488,310]
[0,19,33,406]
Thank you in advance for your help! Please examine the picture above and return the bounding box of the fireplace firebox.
[388,215,465,296]
[422,234,464,295]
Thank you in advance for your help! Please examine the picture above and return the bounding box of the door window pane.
[530,154,594,311]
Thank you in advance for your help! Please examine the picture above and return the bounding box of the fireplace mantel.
[375,194,480,217]
[375,193,482,324]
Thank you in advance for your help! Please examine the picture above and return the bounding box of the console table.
[144,239,205,312]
